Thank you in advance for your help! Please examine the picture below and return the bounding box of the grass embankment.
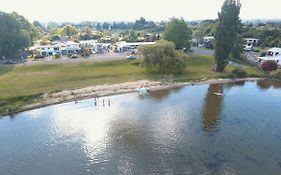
[0,56,262,115]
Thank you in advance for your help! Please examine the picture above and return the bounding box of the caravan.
[258,47,281,66]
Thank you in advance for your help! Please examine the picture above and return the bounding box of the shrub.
[261,61,278,71]
[231,68,247,78]
[34,54,44,59]
[54,53,61,59]
[0,100,8,106]
[160,56,186,74]
[79,48,91,57]
[260,52,266,57]
[271,70,281,79]
[81,51,90,57]
[129,60,142,66]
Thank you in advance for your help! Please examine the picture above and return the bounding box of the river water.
[0,80,281,175]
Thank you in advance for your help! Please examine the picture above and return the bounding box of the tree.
[79,27,93,40]
[193,20,217,44]
[163,18,192,50]
[123,29,138,42]
[214,0,241,72]
[139,40,187,74]
[33,20,45,35]
[96,23,102,31]
[102,22,110,30]
[61,24,78,38]
[11,12,40,41]
[231,34,244,59]
[0,11,36,59]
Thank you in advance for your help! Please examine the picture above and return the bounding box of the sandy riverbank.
[3,78,263,117]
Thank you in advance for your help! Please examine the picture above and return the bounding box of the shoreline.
[1,78,263,117]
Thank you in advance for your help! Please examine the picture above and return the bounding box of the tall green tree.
[163,18,192,50]
[61,24,78,38]
[214,0,241,72]
[0,11,36,59]
[231,34,244,59]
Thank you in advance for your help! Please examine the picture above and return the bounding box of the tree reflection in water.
[202,84,224,132]
[257,80,281,90]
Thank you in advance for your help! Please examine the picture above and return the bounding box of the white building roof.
[39,44,61,48]
[79,40,98,44]
[244,38,260,41]
[126,42,155,46]
[203,36,214,40]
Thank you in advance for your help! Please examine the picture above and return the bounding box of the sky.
[0,0,281,22]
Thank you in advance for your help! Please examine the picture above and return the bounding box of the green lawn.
[0,56,263,115]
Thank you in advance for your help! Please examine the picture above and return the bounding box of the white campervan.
[258,47,281,66]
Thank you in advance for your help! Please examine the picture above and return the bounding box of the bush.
[261,61,278,71]
[79,48,91,57]
[54,53,61,59]
[260,52,266,57]
[270,70,281,79]
[34,54,44,59]
[0,100,8,106]
[81,51,90,57]
[231,68,247,78]
[160,56,186,74]
[129,60,142,66]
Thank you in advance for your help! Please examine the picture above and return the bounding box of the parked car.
[4,60,16,64]
[34,54,45,59]
[198,44,204,47]
[126,55,136,59]
[70,54,78,59]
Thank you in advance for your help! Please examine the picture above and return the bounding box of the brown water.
[0,80,281,175]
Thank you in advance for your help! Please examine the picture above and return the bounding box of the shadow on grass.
[0,65,15,76]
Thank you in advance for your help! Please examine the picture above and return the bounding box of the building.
[203,36,215,43]
[244,38,260,47]
[114,41,155,52]
[61,41,80,55]
[39,44,61,56]
[203,36,214,49]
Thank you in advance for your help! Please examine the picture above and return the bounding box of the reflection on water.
[202,84,223,132]
[1,81,281,175]
[257,79,281,90]
[149,87,181,101]
[224,81,246,89]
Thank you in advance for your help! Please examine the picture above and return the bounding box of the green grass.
[0,60,147,98]
[0,56,263,115]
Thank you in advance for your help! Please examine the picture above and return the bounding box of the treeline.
[43,17,166,32]
[193,19,281,48]
[242,24,281,47]
[74,17,166,32]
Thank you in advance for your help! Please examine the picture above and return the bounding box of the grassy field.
[0,56,263,115]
